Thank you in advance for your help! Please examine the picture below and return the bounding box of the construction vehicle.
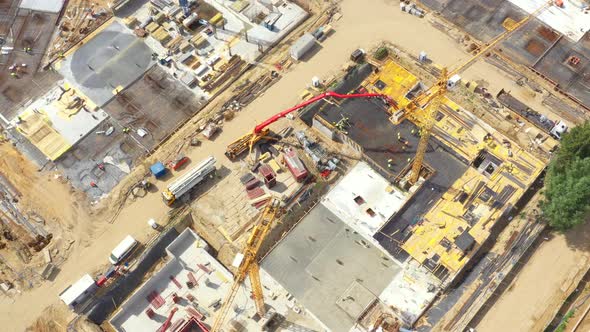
[224,91,391,160]
[391,0,555,185]
[161,156,216,205]
[212,199,281,331]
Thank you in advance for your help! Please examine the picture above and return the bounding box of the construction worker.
[123,127,130,133]
[10,72,17,78]
[407,158,411,163]
[387,159,393,169]
[411,129,416,136]
[397,132,402,141]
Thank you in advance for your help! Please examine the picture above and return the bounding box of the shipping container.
[290,33,316,60]
[283,147,308,182]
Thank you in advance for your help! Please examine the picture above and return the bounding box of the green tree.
[543,121,590,230]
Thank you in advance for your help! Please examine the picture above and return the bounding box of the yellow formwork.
[16,82,101,161]
[17,110,71,161]
[365,60,419,108]
[365,59,547,273]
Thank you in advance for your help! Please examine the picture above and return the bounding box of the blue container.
[150,162,167,178]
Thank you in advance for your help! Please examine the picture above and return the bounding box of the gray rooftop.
[19,0,64,13]
[262,204,401,332]
[56,21,155,107]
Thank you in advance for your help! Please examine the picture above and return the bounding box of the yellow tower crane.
[397,0,555,184]
[212,199,282,331]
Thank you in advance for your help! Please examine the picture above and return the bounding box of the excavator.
[224,91,392,160]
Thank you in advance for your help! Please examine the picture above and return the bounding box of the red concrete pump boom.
[253,91,390,134]
[225,91,391,160]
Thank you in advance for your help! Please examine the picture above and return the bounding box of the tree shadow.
[562,217,590,251]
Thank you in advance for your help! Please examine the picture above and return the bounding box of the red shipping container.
[283,148,308,182]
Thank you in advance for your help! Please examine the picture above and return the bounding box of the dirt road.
[0,0,576,330]
[475,224,590,332]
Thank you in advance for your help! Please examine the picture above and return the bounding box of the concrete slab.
[109,228,303,331]
[0,9,62,121]
[55,20,155,107]
[103,66,205,152]
[262,204,402,332]
[19,0,64,13]
[15,84,108,146]
[420,0,590,109]
[507,0,590,42]
[109,229,232,332]
[321,162,408,239]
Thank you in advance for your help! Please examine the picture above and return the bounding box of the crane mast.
[405,0,553,184]
[212,199,281,331]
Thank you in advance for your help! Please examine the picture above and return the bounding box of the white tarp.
[507,0,590,42]
[59,274,95,306]
[19,0,65,13]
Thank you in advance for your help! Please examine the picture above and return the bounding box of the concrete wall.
[312,116,335,140]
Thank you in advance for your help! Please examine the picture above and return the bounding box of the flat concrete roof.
[56,20,155,107]
[19,0,64,13]
[419,0,590,110]
[110,229,232,332]
[16,84,108,147]
[507,0,590,42]
[321,162,408,240]
[262,204,402,332]
[318,99,421,178]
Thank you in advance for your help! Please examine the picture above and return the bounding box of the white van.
[109,235,138,265]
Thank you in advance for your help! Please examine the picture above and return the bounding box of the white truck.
[162,156,216,205]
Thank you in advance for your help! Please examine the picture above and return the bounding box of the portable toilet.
[150,162,167,179]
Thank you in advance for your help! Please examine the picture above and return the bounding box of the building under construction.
[258,57,548,329]
[419,0,590,113]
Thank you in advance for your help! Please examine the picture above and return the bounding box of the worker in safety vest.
[387,159,393,169]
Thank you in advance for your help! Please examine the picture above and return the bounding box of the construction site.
[0,0,589,331]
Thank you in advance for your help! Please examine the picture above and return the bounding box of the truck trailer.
[162,156,216,205]
[283,147,308,182]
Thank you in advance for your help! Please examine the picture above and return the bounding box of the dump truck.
[161,156,216,205]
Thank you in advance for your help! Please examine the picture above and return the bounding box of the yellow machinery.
[396,0,554,184]
[212,199,281,331]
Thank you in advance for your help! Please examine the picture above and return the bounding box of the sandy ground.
[570,304,590,332]
[0,0,581,330]
[475,222,590,332]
